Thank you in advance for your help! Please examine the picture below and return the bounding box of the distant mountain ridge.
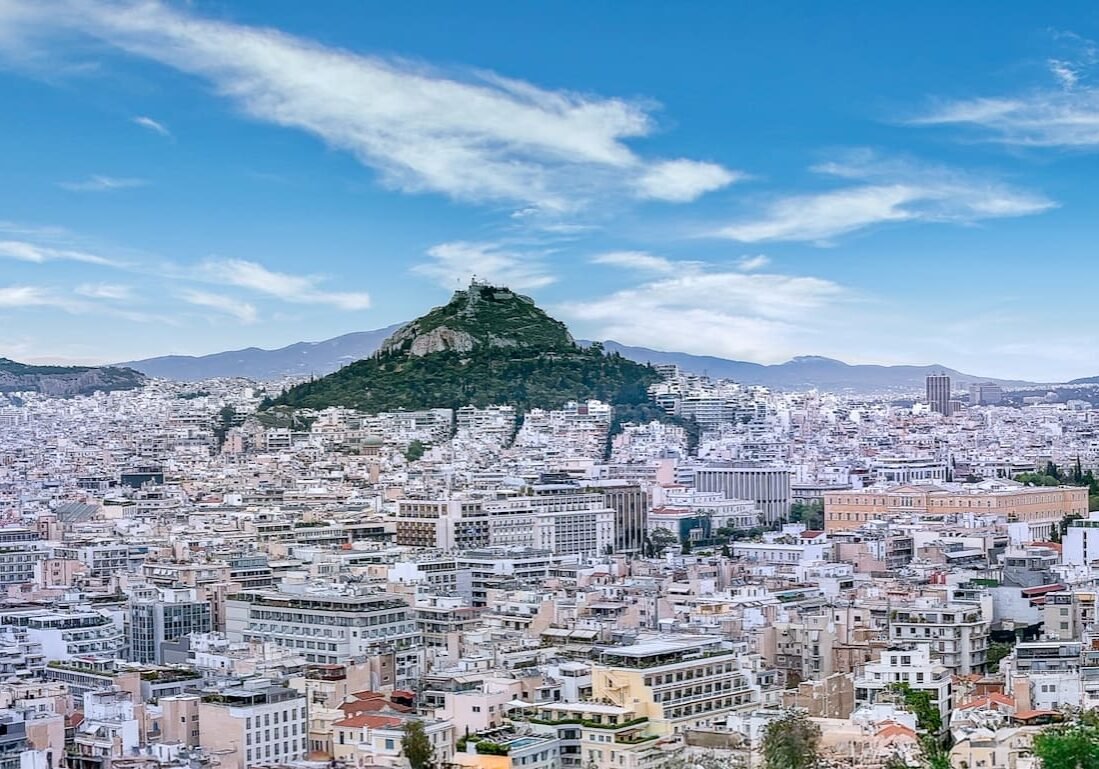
[117,325,1039,390]
[595,343,1037,390]
[117,325,403,380]
[0,358,145,396]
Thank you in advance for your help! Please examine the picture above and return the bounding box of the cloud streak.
[201,258,371,310]
[132,115,170,136]
[714,153,1053,243]
[0,239,121,266]
[57,174,147,192]
[179,289,258,323]
[2,0,739,211]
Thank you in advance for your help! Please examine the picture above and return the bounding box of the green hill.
[273,282,661,413]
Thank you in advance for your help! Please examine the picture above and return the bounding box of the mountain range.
[117,325,402,381]
[118,326,1038,391]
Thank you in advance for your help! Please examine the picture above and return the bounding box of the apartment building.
[225,588,421,683]
[854,646,951,733]
[590,635,781,735]
[890,603,990,675]
[197,684,307,769]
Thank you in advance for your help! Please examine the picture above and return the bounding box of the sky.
[1,1,1098,380]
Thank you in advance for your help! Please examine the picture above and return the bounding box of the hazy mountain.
[118,325,403,381]
[596,343,1037,391]
[0,358,145,396]
[118,323,1039,391]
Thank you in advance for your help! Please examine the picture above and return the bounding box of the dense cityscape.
[3,281,1099,769]
[5,2,1099,769]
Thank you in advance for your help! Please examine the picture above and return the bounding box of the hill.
[273,282,661,413]
[0,358,146,396]
[117,325,402,380]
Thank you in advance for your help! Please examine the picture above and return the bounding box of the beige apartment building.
[824,482,1087,537]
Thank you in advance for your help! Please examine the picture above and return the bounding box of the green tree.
[888,682,942,735]
[761,709,821,769]
[401,720,436,769]
[649,528,678,556]
[404,440,426,462]
[987,641,1015,671]
[1032,715,1099,769]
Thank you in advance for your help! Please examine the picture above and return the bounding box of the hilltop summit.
[272,282,659,413]
[379,281,575,357]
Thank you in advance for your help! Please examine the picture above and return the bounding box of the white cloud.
[591,251,675,274]
[2,0,740,210]
[0,239,120,266]
[75,282,132,300]
[201,258,371,310]
[414,242,556,290]
[635,159,741,202]
[914,89,1099,147]
[557,268,846,363]
[132,115,170,136]
[0,285,62,309]
[57,175,147,192]
[715,154,1053,243]
[1048,59,1080,90]
[736,254,770,271]
[179,289,258,323]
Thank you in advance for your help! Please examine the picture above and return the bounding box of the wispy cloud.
[1,0,740,211]
[714,152,1053,243]
[736,254,770,271]
[558,258,846,363]
[57,174,147,192]
[132,115,170,136]
[178,289,258,323]
[75,282,132,300]
[0,239,120,266]
[911,32,1099,147]
[0,285,72,310]
[414,242,556,290]
[591,251,676,274]
[201,258,371,310]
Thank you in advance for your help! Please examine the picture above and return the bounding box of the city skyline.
[2,1,1099,380]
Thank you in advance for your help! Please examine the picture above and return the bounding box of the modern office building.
[694,466,792,524]
[128,587,213,664]
[926,373,952,416]
[969,381,1004,406]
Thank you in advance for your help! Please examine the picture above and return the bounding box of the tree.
[761,709,821,769]
[404,440,426,462]
[1032,714,1099,769]
[649,528,678,556]
[401,720,436,769]
[987,641,1014,671]
[888,682,942,735]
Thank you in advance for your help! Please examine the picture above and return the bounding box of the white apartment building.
[854,646,951,733]
[225,588,421,683]
[889,602,990,675]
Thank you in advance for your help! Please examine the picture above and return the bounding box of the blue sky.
[1,1,1098,380]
